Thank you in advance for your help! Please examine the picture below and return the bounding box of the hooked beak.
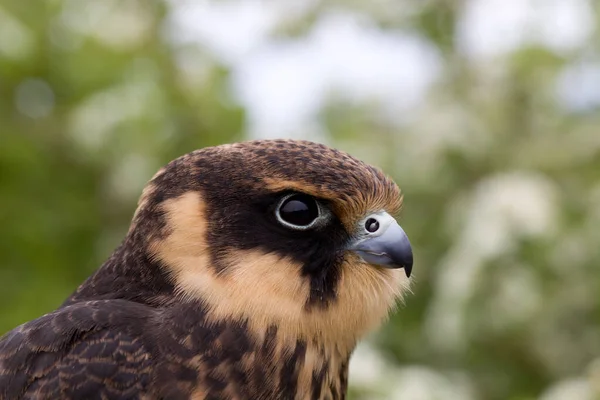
[349,219,413,277]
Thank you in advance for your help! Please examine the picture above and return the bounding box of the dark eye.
[365,218,380,233]
[276,194,320,229]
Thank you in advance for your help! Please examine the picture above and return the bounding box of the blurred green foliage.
[1,1,599,399]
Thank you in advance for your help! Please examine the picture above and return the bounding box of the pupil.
[280,195,318,226]
[366,218,379,233]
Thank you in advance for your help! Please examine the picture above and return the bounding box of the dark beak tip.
[404,253,413,278]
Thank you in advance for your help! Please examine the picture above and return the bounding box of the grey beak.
[350,220,413,277]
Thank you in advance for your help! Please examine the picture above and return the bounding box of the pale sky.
[167,0,597,136]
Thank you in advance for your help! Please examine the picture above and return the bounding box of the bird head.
[130,139,413,350]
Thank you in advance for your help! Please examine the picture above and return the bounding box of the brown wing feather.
[0,300,156,400]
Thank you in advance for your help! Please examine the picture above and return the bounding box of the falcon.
[0,139,413,399]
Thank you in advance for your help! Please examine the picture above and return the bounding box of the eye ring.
[275,193,322,230]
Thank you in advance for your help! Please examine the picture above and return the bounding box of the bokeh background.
[2,0,600,399]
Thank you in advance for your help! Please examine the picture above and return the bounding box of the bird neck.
[244,323,351,399]
[162,301,352,399]
[62,238,176,307]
